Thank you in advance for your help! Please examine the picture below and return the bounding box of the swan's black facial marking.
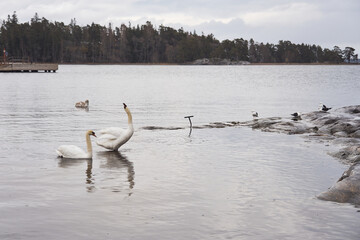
[123,103,127,109]
[91,131,97,137]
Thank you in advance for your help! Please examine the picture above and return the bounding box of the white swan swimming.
[96,103,134,151]
[75,100,89,108]
[56,130,96,159]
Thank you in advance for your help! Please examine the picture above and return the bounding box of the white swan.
[56,130,96,159]
[75,100,89,108]
[96,103,134,151]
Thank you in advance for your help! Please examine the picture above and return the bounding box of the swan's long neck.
[125,107,134,130]
[85,133,93,157]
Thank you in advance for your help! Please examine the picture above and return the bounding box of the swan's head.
[123,103,127,109]
[87,130,97,137]
[85,100,89,104]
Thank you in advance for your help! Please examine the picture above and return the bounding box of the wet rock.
[353,130,360,138]
[317,163,360,205]
[330,146,360,164]
[239,117,316,135]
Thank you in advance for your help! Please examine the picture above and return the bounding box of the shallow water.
[0,65,359,239]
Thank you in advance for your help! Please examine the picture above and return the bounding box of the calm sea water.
[0,65,359,239]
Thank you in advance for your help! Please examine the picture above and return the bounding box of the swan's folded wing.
[99,127,126,138]
[56,145,86,158]
[96,134,117,150]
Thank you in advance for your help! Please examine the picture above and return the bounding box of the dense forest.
[0,12,358,64]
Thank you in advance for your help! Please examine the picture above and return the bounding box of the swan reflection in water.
[57,152,135,194]
[97,151,135,194]
[57,158,95,192]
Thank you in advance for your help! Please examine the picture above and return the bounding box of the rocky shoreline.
[142,105,360,205]
[207,105,360,205]
[190,58,250,65]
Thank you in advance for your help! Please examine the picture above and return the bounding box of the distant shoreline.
[57,62,359,66]
[249,62,359,66]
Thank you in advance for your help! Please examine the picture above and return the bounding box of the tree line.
[0,12,358,64]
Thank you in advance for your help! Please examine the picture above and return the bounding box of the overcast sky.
[0,0,359,53]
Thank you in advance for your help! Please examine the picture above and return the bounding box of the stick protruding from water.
[184,115,194,136]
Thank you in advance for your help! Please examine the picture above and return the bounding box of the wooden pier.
[0,63,58,72]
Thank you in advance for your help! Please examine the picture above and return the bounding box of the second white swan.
[56,130,97,159]
[96,103,134,151]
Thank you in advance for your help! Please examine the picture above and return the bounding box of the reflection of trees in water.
[57,158,95,192]
[97,151,135,193]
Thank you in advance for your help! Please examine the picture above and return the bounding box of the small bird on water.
[75,99,89,108]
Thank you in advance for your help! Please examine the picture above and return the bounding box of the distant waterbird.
[291,112,302,121]
[291,112,301,117]
[75,99,89,108]
[319,103,332,112]
[251,111,259,118]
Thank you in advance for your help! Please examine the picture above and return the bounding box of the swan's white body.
[75,100,89,108]
[96,103,134,151]
[56,130,96,159]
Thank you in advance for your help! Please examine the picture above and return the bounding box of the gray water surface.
[0,65,359,239]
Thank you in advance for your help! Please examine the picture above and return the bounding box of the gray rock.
[317,163,360,205]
